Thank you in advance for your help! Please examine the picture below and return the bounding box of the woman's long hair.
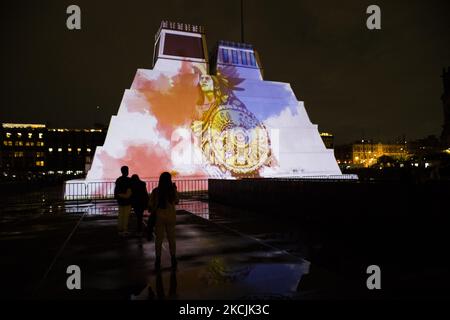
[157,172,175,209]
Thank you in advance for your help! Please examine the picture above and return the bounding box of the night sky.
[1,0,449,144]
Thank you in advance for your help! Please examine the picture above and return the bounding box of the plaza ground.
[1,190,450,300]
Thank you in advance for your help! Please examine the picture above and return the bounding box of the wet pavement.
[2,183,450,300]
[1,199,330,300]
[6,196,446,299]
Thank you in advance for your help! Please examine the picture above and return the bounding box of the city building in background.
[407,135,442,158]
[1,123,107,180]
[0,123,47,174]
[335,66,450,170]
[320,132,334,149]
[335,135,450,171]
[335,140,408,168]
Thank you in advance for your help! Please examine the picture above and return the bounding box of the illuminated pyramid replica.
[86,21,341,181]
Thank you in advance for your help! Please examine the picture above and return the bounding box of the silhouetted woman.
[149,172,179,270]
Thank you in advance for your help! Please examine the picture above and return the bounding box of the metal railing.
[248,174,359,181]
[64,178,209,201]
[3,176,358,216]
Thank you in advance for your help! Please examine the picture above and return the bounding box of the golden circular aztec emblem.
[206,100,271,175]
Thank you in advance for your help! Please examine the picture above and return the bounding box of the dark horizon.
[1,0,449,144]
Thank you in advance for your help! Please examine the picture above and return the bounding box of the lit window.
[17,133,22,138]
[6,133,11,138]
[36,161,44,167]
[30,142,35,146]
[39,133,43,139]
[48,148,53,152]
[77,148,81,152]
[87,148,92,152]
[28,133,33,138]
[58,148,62,152]
[68,148,72,152]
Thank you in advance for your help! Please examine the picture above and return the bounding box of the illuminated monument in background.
[86,21,342,181]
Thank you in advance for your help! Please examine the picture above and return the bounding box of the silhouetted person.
[130,174,149,237]
[149,172,179,270]
[146,210,157,241]
[114,166,132,236]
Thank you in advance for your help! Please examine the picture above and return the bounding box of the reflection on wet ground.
[130,208,310,300]
[1,197,322,299]
[134,261,308,300]
[32,210,312,300]
[3,185,450,299]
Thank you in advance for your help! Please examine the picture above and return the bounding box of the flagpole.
[240,0,244,43]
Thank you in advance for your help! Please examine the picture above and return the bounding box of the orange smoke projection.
[132,61,201,138]
[98,143,172,179]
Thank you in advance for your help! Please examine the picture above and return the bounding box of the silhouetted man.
[130,174,149,237]
[114,166,132,236]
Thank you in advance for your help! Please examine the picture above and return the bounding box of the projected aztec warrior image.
[85,21,341,182]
